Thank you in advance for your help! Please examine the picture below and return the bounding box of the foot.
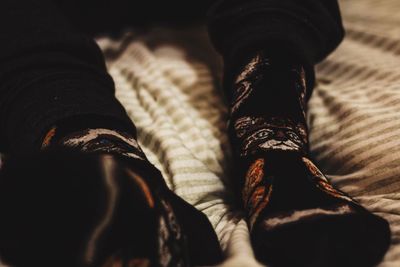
[0,119,223,267]
[227,50,391,267]
[244,153,390,267]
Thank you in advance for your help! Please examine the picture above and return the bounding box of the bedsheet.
[96,0,400,266]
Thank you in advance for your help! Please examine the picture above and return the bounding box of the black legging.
[0,0,344,155]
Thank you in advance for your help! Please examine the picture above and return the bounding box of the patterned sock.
[228,50,391,267]
[0,151,184,267]
[0,115,223,267]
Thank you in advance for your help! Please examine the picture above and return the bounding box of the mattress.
[96,0,400,266]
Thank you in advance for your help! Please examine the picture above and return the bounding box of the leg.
[207,1,391,266]
[0,0,135,155]
[0,1,222,266]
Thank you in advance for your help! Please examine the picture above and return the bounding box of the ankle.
[40,115,146,161]
[229,50,309,119]
[227,50,312,158]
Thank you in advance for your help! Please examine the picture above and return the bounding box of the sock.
[228,50,391,267]
[3,115,223,267]
[0,150,188,267]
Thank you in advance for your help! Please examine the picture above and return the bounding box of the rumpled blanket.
[95,0,400,265]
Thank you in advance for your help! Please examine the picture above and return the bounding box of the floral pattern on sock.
[231,53,271,115]
[158,198,187,267]
[242,158,274,230]
[41,126,57,148]
[302,157,359,205]
[100,170,187,267]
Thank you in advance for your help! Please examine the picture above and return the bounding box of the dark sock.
[0,116,223,267]
[0,151,187,267]
[228,50,391,267]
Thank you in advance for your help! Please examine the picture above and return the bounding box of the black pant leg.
[52,0,217,36]
[206,0,345,100]
[0,0,136,155]
[0,0,343,154]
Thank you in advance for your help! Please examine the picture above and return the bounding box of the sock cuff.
[41,115,146,161]
[223,48,315,104]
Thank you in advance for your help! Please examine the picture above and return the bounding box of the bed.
[96,0,400,266]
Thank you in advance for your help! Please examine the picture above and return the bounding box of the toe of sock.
[251,211,391,267]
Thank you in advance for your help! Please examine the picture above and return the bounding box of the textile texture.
[0,0,394,267]
[90,0,400,266]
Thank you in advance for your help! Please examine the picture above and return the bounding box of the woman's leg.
[207,1,391,266]
[0,1,222,266]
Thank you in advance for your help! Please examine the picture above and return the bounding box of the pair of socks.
[0,49,391,266]
[228,50,391,267]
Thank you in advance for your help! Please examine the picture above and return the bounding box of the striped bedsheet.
[96,0,400,266]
